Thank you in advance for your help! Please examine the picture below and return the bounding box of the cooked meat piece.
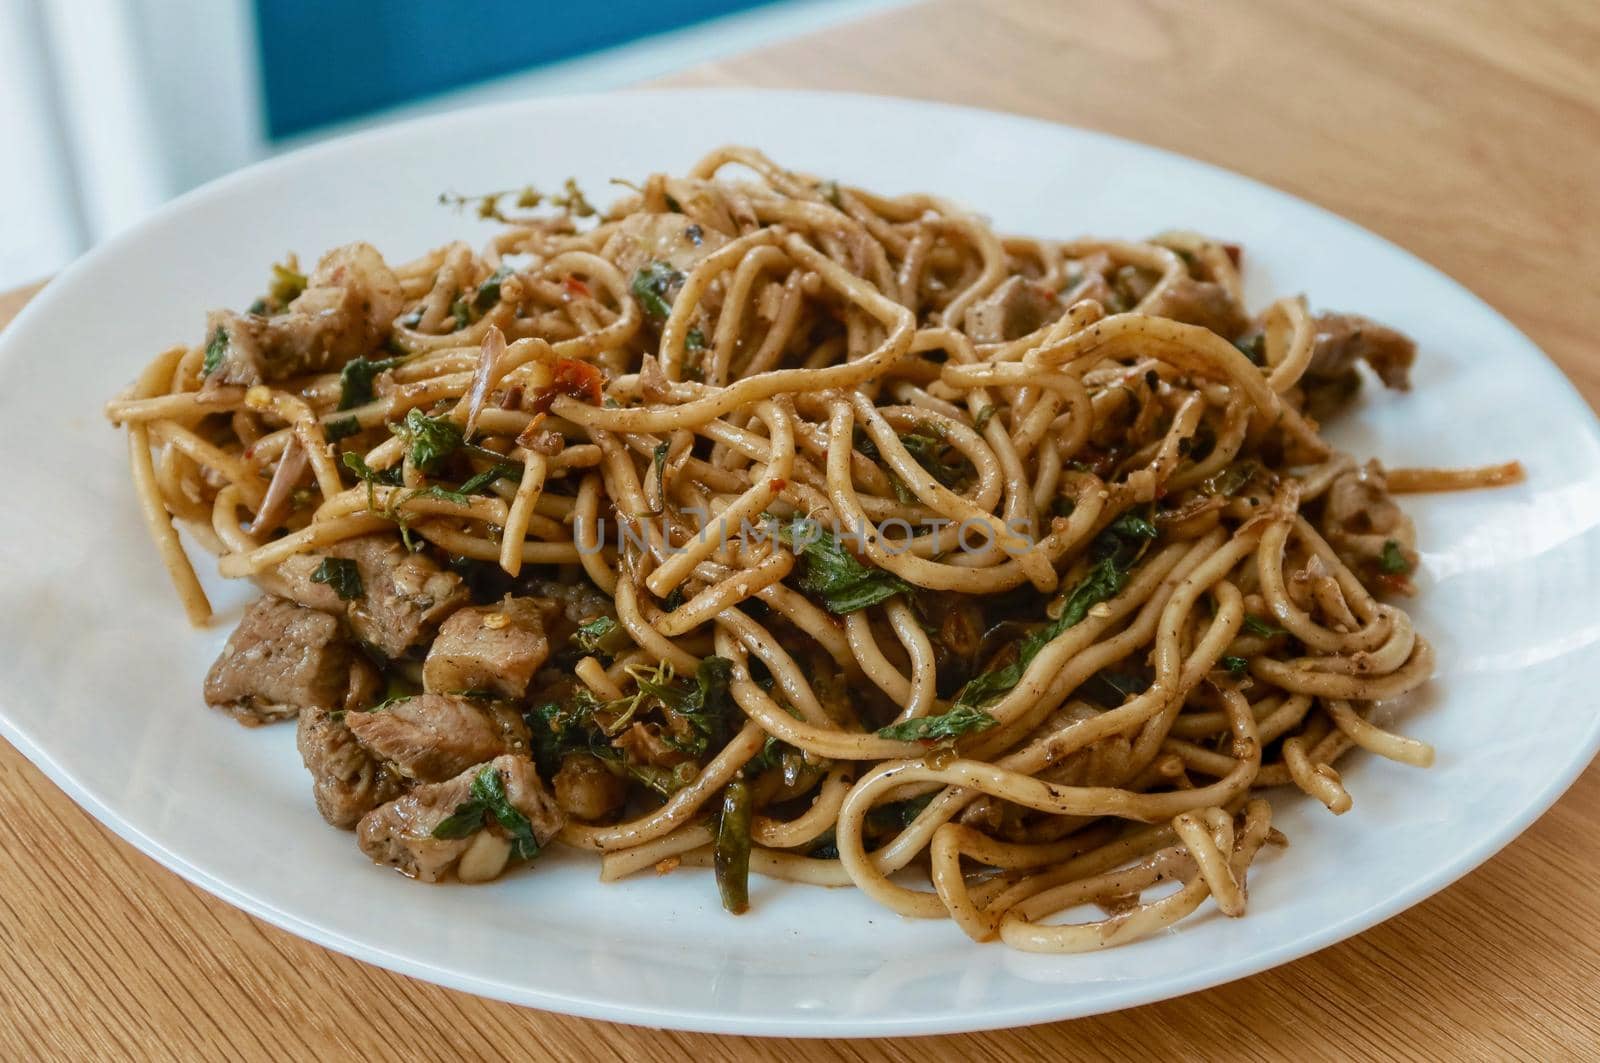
[343,538,467,660]
[1152,277,1250,338]
[344,655,384,712]
[964,276,1064,342]
[609,211,730,289]
[1111,265,1159,311]
[613,720,691,769]
[256,536,468,659]
[357,754,564,882]
[423,596,550,698]
[345,693,529,782]
[1320,460,1418,587]
[1308,313,1416,390]
[552,753,627,822]
[344,536,469,659]
[202,243,403,387]
[296,707,404,828]
[254,551,345,613]
[203,596,351,725]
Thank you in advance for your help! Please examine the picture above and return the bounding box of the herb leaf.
[457,463,520,495]
[429,764,543,862]
[631,262,683,322]
[472,265,513,315]
[472,763,542,861]
[338,355,404,410]
[310,557,364,601]
[1380,539,1413,575]
[324,415,361,442]
[429,802,485,840]
[777,518,911,614]
[1220,655,1249,677]
[1242,614,1285,638]
[202,327,228,377]
[573,616,626,657]
[397,408,464,472]
[876,705,997,743]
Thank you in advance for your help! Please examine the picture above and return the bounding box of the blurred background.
[0,0,909,290]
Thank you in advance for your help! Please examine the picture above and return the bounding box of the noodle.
[105,146,1522,950]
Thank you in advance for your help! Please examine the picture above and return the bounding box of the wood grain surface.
[4,1,1599,1057]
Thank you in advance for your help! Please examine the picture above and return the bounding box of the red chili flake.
[564,276,592,299]
[768,478,787,492]
[529,359,604,413]
[500,383,524,410]
[1375,572,1414,596]
[1223,243,1243,269]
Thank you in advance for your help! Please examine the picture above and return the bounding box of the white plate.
[1,90,1596,1037]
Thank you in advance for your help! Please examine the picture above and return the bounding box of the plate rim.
[4,86,1599,1037]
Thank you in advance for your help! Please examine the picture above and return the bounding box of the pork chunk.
[1308,312,1416,390]
[964,276,1064,343]
[201,243,403,387]
[1153,276,1250,338]
[344,693,530,782]
[610,211,730,294]
[256,536,468,659]
[296,707,404,828]
[423,596,550,698]
[203,596,350,725]
[356,754,564,882]
[552,753,627,822]
[283,535,470,659]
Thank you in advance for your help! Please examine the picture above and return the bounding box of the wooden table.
[5,1,1599,1057]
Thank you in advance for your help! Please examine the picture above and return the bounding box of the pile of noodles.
[106,147,1521,951]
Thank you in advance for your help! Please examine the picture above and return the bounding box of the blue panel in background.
[254,0,778,138]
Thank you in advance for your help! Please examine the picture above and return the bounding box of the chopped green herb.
[685,327,706,351]
[551,177,595,217]
[472,265,513,314]
[1380,539,1412,575]
[974,404,998,432]
[778,518,911,614]
[876,705,997,743]
[456,462,520,495]
[819,179,842,207]
[338,355,405,410]
[572,616,627,657]
[323,415,361,442]
[1242,614,1285,638]
[202,327,228,377]
[397,408,464,472]
[1220,655,1249,678]
[310,557,363,601]
[430,764,543,862]
[631,262,683,322]
[267,260,306,308]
